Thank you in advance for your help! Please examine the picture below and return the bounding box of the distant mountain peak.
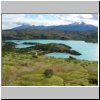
[73,21,85,25]
[81,21,85,25]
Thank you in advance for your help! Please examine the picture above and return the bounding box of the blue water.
[16,44,34,48]
[5,40,98,61]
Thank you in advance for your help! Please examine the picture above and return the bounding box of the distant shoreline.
[2,39,98,43]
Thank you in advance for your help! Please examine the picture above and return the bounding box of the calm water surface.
[5,40,98,61]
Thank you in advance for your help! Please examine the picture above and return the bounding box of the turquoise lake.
[5,40,98,61]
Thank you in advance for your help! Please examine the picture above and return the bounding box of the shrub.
[32,52,38,58]
[68,56,76,60]
[43,69,54,78]
[89,78,98,85]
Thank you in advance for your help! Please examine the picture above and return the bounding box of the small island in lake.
[3,42,82,56]
[34,43,82,55]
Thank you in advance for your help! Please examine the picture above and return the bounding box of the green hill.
[2,30,98,43]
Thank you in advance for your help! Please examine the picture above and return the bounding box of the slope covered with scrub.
[2,43,98,86]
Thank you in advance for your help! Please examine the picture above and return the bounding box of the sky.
[2,14,98,29]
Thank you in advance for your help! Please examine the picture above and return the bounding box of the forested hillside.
[2,30,98,43]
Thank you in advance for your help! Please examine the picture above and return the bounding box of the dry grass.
[2,52,98,86]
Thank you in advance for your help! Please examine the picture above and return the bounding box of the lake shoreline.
[2,39,98,61]
[2,39,98,43]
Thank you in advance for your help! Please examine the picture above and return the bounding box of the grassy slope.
[2,51,98,86]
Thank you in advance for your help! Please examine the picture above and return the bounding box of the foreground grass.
[2,51,98,86]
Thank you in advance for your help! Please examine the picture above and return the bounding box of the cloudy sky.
[2,14,98,29]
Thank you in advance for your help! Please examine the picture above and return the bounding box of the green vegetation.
[2,30,98,43]
[34,43,81,55]
[2,42,98,86]
[43,69,54,78]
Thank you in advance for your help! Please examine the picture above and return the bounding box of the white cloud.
[83,19,98,26]
[37,15,44,20]
[2,14,27,29]
[51,14,98,26]
[80,14,93,19]
[2,14,98,29]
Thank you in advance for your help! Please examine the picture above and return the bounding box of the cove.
[4,40,98,61]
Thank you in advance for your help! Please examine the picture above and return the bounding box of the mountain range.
[2,22,98,43]
[6,22,98,32]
